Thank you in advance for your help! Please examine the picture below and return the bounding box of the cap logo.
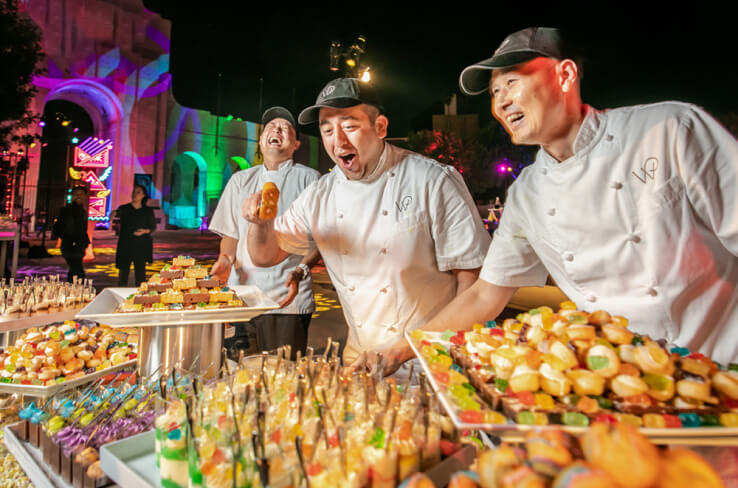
[320,85,336,99]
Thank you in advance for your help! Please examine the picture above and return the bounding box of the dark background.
[142,3,738,137]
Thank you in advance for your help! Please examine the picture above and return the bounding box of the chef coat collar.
[262,159,294,174]
[538,105,603,167]
[334,142,392,184]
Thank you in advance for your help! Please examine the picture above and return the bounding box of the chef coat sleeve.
[678,105,738,257]
[208,177,240,240]
[429,166,491,272]
[273,184,316,256]
[479,188,549,288]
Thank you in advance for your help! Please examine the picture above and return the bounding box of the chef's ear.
[557,59,579,93]
[375,114,389,139]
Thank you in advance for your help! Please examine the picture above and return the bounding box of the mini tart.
[540,363,572,397]
[712,371,738,400]
[610,374,648,398]
[585,345,620,378]
[601,323,634,345]
[633,343,675,376]
[567,369,606,396]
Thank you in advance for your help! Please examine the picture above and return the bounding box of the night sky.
[144,3,738,138]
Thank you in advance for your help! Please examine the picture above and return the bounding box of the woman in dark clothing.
[115,184,156,286]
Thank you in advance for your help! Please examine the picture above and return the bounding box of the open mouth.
[506,112,524,128]
[338,153,356,168]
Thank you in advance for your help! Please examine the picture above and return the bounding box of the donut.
[509,364,540,393]
[581,423,660,488]
[585,345,620,378]
[634,344,675,376]
[644,375,675,402]
[74,447,99,467]
[44,341,61,356]
[86,358,101,369]
[676,379,711,402]
[601,323,634,345]
[24,331,43,343]
[567,369,605,396]
[680,358,711,378]
[656,448,725,488]
[586,310,612,326]
[258,181,280,219]
[77,326,89,340]
[27,357,44,372]
[42,325,58,338]
[712,371,738,400]
[610,374,648,398]
[44,355,58,367]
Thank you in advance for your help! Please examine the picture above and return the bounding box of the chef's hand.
[211,254,234,284]
[242,191,272,224]
[380,339,415,377]
[277,267,304,308]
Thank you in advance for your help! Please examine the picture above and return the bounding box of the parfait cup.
[155,396,191,488]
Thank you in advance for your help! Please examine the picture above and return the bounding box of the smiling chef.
[377,26,738,376]
[241,78,490,371]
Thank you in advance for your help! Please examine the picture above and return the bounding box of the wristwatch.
[296,263,310,280]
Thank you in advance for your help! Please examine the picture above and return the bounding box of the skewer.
[295,436,311,488]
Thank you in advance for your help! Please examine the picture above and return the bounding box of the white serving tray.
[407,331,738,446]
[0,359,136,398]
[76,286,279,327]
[100,429,158,488]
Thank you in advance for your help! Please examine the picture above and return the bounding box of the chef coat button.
[630,234,641,243]
[606,134,614,141]
[647,287,658,297]
[382,210,388,216]
[564,252,574,262]
[380,248,387,254]
[541,168,548,175]
[547,208,556,216]
[338,213,344,219]
[390,172,396,177]
[349,286,355,292]
[380,288,387,293]
[611,181,623,190]
[356,322,362,328]
[586,294,596,303]
[388,325,398,332]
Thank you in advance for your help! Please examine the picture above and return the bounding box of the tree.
[0,0,44,150]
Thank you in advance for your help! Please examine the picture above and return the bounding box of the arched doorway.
[169,151,207,228]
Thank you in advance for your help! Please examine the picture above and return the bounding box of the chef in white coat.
[242,78,490,371]
[379,27,738,374]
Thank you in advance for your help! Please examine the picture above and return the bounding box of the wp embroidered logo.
[632,157,659,184]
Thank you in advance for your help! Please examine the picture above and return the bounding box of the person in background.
[55,185,90,282]
[115,183,156,286]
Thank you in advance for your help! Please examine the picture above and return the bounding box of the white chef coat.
[209,160,320,314]
[274,143,491,362]
[481,102,738,364]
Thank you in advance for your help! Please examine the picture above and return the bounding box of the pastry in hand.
[258,182,280,219]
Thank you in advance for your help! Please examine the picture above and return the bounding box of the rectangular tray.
[100,429,158,488]
[407,331,738,446]
[0,359,136,398]
[100,431,475,488]
[75,286,279,327]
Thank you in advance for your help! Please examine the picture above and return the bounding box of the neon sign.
[71,137,113,222]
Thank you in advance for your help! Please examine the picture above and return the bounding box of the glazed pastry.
[712,371,738,399]
[258,181,280,219]
[566,369,605,397]
[610,374,648,398]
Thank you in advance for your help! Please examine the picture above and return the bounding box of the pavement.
[8,229,348,353]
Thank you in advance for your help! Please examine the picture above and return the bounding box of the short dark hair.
[133,182,149,205]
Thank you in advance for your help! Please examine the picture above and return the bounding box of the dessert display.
[1,275,96,316]
[116,256,247,312]
[0,320,138,386]
[258,181,280,219]
[156,343,460,488]
[409,302,738,430]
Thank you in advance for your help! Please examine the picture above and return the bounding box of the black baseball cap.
[262,106,299,137]
[298,78,383,125]
[459,27,565,96]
